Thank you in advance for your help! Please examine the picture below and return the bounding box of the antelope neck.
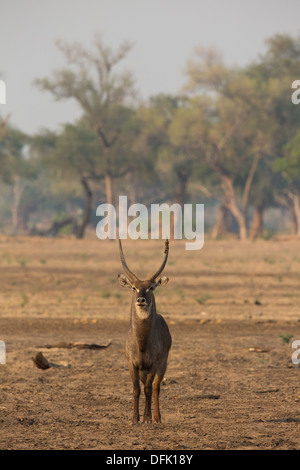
[131,297,156,351]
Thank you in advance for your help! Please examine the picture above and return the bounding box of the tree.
[127,95,184,207]
[251,33,300,236]
[33,119,104,238]
[35,34,136,236]
[248,157,285,239]
[0,114,10,142]
[0,125,36,233]
[184,47,273,239]
[166,95,210,207]
[274,131,300,236]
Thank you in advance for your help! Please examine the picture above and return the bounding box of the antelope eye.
[132,286,136,291]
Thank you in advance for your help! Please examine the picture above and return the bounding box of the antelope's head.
[118,239,169,314]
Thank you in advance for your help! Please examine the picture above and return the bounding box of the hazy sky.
[0,0,300,134]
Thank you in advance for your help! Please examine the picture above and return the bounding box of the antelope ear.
[117,274,132,288]
[155,276,169,287]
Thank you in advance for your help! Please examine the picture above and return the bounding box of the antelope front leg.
[143,373,155,423]
[129,365,140,424]
[153,368,166,423]
[153,377,161,423]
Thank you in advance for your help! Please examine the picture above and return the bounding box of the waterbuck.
[118,239,172,424]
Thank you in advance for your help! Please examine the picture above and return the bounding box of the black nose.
[136,297,146,304]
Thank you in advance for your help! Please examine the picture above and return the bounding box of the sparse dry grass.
[0,235,299,322]
[1,235,300,449]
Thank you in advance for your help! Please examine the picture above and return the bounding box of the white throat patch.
[135,299,152,319]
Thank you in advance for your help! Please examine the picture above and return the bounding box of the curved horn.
[119,239,139,282]
[150,239,169,281]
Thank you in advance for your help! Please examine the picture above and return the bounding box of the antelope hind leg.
[153,363,168,423]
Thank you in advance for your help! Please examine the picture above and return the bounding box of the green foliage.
[196,294,211,304]
[274,131,300,184]
[2,32,300,237]
[101,289,111,299]
[20,293,29,308]
[279,333,293,344]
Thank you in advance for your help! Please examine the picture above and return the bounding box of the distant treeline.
[0,32,300,239]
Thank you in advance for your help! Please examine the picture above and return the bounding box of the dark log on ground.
[36,340,112,350]
[30,217,78,237]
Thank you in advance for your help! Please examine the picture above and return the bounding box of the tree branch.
[96,125,121,148]
[242,151,262,213]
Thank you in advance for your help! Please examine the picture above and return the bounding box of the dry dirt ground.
[0,235,300,450]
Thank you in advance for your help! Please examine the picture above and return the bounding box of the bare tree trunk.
[290,206,298,235]
[105,170,115,240]
[211,204,235,238]
[171,168,189,240]
[96,128,130,240]
[105,171,113,206]
[77,177,93,239]
[250,206,264,239]
[212,206,225,239]
[19,211,29,231]
[220,174,248,240]
[273,190,299,235]
[286,190,300,237]
[293,192,300,237]
[11,176,25,234]
[176,169,189,208]
[242,152,261,222]
[231,207,248,240]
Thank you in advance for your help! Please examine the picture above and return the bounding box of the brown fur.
[118,242,172,424]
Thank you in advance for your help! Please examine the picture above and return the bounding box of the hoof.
[143,416,152,424]
[131,415,140,425]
